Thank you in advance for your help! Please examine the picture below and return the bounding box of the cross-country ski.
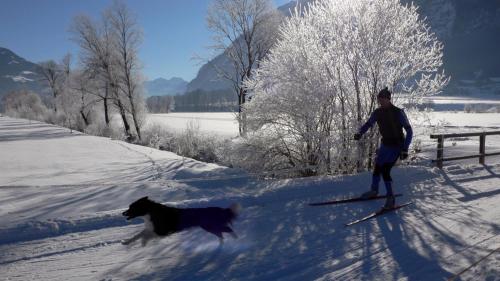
[309,193,402,206]
[345,202,413,226]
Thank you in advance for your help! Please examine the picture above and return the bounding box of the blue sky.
[0,0,291,81]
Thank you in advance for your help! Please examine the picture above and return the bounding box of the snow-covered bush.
[84,117,124,140]
[243,0,449,176]
[2,90,49,121]
[140,120,223,163]
[140,122,173,150]
[219,130,304,177]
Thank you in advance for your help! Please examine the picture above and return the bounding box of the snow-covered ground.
[146,96,500,139]
[1,108,500,280]
[147,112,239,137]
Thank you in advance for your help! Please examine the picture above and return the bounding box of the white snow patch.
[4,75,33,83]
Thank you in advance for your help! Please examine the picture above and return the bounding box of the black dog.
[122,196,239,246]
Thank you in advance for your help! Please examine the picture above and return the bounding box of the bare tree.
[71,9,137,139]
[107,0,146,141]
[39,60,63,112]
[207,0,283,136]
[70,70,101,127]
[70,15,114,126]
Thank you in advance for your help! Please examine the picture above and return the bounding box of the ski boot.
[360,190,378,199]
[383,195,395,209]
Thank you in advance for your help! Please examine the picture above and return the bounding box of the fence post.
[479,134,486,165]
[437,135,444,169]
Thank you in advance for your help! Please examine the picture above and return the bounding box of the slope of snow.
[1,116,499,281]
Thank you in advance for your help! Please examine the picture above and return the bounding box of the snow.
[149,110,500,138]
[1,110,500,280]
[147,112,239,137]
[3,75,33,83]
[425,112,500,128]
[427,96,500,105]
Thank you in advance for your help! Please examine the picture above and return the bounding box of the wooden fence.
[430,131,500,168]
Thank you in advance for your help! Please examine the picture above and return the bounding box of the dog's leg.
[201,226,224,242]
[141,232,155,247]
[122,230,145,245]
[213,231,224,245]
[221,226,238,239]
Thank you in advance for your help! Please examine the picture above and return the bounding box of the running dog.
[122,196,239,246]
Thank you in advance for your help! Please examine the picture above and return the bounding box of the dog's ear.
[139,196,149,201]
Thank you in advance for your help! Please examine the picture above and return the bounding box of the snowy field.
[1,102,500,280]
[147,112,239,137]
[146,96,500,139]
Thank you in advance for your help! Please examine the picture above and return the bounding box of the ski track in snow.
[1,116,500,280]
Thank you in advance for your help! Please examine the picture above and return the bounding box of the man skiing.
[353,87,413,209]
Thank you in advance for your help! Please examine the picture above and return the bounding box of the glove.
[400,149,408,160]
[353,133,361,141]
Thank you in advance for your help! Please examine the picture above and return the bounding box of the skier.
[353,87,413,209]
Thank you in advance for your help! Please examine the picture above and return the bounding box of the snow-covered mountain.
[189,0,500,94]
[0,47,44,99]
[144,77,188,97]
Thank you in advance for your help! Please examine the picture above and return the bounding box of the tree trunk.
[80,110,89,126]
[238,89,247,136]
[116,99,131,139]
[104,85,110,125]
[132,108,141,140]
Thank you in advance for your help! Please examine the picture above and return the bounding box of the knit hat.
[377,87,391,99]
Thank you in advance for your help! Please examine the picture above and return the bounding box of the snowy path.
[1,116,500,280]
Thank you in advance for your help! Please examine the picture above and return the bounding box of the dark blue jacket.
[358,104,413,150]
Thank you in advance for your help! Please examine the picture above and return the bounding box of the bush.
[217,130,302,178]
[2,90,49,120]
[84,121,124,140]
[140,120,223,163]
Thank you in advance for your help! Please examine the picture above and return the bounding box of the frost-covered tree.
[68,69,101,128]
[70,14,115,126]
[70,0,146,141]
[242,0,449,176]
[39,54,72,115]
[207,0,283,136]
[106,0,146,141]
[38,60,63,113]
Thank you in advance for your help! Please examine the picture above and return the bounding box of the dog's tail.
[229,203,241,221]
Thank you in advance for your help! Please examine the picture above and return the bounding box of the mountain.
[186,55,232,93]
[144,77,188,97]
[0,47,44,99]
[189,0,500,95]
[405,0,500,94]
